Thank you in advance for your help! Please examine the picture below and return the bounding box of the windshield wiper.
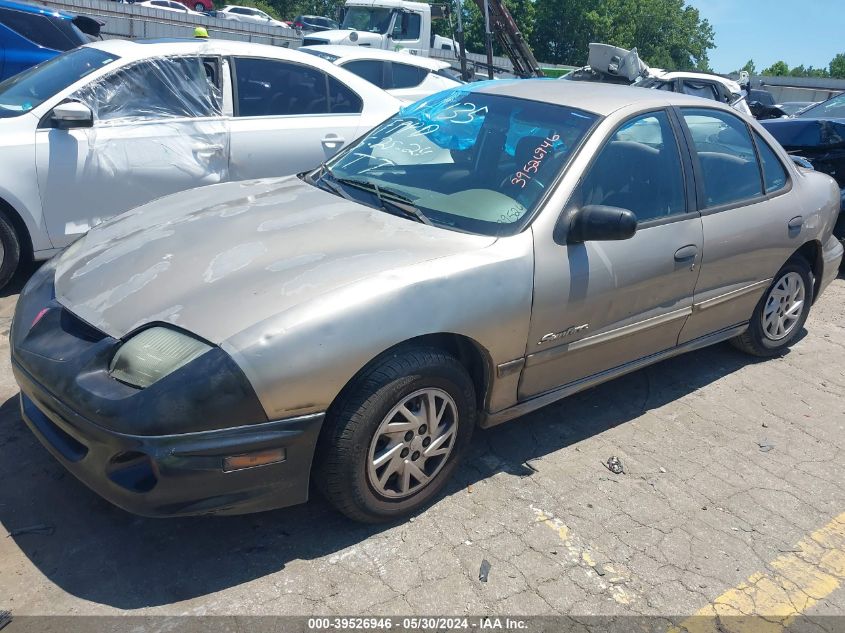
[334,177,432,225]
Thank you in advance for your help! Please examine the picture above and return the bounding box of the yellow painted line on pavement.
[670,511,845,633]
[532,506,634,605]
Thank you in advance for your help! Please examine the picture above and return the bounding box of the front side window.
[392,12,420,40]
[0,47,118,118]
[580,111,686,223]
[754,132,788,194]
[234,58,329,116]
[390,63,427,89]
[322,90,598,236]
[682,108,763,208]
[74,56,221,122]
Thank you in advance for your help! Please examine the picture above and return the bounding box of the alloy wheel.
[367,388,458,499]
[762,271,805,341]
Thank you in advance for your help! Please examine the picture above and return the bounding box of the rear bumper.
[819,234,843,298]
[14,359,324,517]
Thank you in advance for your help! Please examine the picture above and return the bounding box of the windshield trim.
[323,91,603,237]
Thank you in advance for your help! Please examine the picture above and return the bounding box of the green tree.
[830,53,845,79]
[734,59,755,75]
[762,60,790,76]
[528,0,713,70]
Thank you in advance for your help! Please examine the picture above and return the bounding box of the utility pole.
[454,0,469,81]
[483,0,494,79]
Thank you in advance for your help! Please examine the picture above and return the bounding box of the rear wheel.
[0,211,21,290]
[315,347,476,523]
[731,257,813,357]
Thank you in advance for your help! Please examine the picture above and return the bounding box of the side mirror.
[51,102,93,130]
[562,204,637,243]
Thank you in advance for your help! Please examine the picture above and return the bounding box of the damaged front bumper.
[11,262,323,517]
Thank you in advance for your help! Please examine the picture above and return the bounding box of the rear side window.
[390,62,427,89]
[235,57,329,116]
[328,75,362,113]
[342,60,387,88]
[754,132,788,193]
[0,7,79,51]
[682,108,763,208]
[580,111,686,222]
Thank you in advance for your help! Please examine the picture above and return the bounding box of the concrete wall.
[34,0,301,47]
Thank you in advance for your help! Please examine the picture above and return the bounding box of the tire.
[0,211,21,291]
[314,347,476,523]
[731,257,814,357]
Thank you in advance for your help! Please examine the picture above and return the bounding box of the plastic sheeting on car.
[59,54,229,214]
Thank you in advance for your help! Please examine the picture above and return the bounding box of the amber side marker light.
[223,448,286,472]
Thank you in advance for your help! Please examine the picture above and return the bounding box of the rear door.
[35,55,228,247]
[677,107,802,343]
[228,56,367,179]
[521,110,703,397]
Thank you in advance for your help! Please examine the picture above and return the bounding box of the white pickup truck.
[300,0,459,57]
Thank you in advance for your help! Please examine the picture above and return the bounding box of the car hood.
[54,176,496,344]
[760,117,845,151]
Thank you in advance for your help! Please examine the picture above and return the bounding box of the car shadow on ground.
[0,336,779,610]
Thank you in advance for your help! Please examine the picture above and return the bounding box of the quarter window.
[682,81,718,101]
[682,108,763,208]
[754,132,788,193]
[580,111,686,222]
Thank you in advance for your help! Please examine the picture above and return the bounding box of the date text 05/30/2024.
[307,617,529,630]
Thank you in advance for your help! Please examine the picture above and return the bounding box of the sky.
[684,0,844,74]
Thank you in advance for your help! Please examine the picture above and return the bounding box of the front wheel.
[0,211,21,290]
[314,347,476,523]
[731,257,814,357]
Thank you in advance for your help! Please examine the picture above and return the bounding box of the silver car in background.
[11,81,842,523]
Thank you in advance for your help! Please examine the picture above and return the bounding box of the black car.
[292,14,337,32]
[761,92,845,242]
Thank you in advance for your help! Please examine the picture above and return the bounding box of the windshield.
[323,88,599,236]
[799,92,845,119]
[341,7,393,33]
[0,47,117,118]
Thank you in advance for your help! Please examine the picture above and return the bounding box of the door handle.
[788,215,803,230]
[674,245,698,262]
[321,135,345,148]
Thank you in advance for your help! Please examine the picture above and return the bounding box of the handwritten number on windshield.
[511,134,561,189]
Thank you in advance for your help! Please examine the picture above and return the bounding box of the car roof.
[472,79,739,117]
[87,38,321,61]
[0,0,74,19]
[301,45,450,70]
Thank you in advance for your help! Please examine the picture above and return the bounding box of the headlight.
[109,327,212,388]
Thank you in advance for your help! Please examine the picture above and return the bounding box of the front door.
[520,110,703,398]
[228,56,366,180]
[35,55,227,247]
